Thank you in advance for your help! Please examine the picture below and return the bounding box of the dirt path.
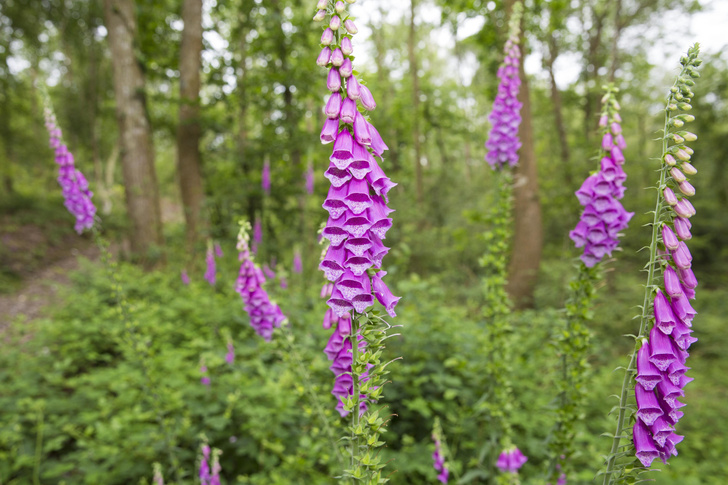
[0,233,99,329]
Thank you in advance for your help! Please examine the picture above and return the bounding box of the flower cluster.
[484,3,523,170]
[569,88,633,267]
[205,243,216,286]
[199,444,221,485]
[235,223,286,341]
[633,47,701,468]
[316,4,400,324]
[432,432,449,484]
[44,109,96,233]
[315,2,400,420]
[496,446,528,474]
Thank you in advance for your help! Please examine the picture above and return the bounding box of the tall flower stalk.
[235,221,286,341]
[43,106,97,233]
[313,1,401,481]
[478,3,525,478]
[547,87,633,483]
[601,44,701,484]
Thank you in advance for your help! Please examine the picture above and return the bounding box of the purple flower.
[199,445,211,483]
[293,250,303,273]
[45,113,97,233]
[570,95,633,266]
[496,446,528,473]
[432,435,449,484]
[225,342,235,364]
[253,217,262,254]
[214,243,223,258]
[315,0,400,418]
[205,245,216,286]
[484,36,522,170]
[262,159,271,194]
[181,270,190,285]
[305,163,315,195]
[236,226,286,341]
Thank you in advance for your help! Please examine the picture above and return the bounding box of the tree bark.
[506,14,543,309]
[104,0,164,259]
[545,33,572,187]
[177,0,206,247]
[408,0,424,205]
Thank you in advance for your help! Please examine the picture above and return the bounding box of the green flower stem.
[351,315,361,476]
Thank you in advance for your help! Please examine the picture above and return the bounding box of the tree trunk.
[104,0,164,259]
[506,19,543,309]
[408,0,424,205]
[546,33,572,187]
[177,0,206,247]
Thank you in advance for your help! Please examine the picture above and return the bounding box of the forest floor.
[0,220,99,330]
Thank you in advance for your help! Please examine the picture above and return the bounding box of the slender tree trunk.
[177,0,206,247]
[546,34,572,187]
[608,0,623,82]
[104,0,164,259]
[506,16,543,309]
[372,6,399,169]
[408,0,424,205]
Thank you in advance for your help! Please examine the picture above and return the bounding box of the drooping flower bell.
[569,87,634,267]
[235,222,286,341]
[484,4,523,170]
[44,108,97,233]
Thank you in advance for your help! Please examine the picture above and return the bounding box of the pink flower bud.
[359,85,376,111]
[325,92,342,119]
[321,28,334,46]
[341,36,353,55]
[329,15,341,30]
[316,47,331,67]
[313,9,326,21]
[331,48,344,66]
[317,0,328,9]
[670,167,686,183]
[344,19,358,34]
[678,180,695,197]
[664,154,676,166]
[327,68,341,91]
[347,75,361,100]
[681,162,697,175]
[335,1,345,12]
[663,187,678,206]
[339,58,353,78]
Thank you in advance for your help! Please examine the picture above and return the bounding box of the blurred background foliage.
[1,0,727,483]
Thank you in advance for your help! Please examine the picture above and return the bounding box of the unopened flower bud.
[316,47,332,67]
[671,119,685,128]
[331,48,344,66]
[614,112,622,123]
[359,85,376,111]
[321,28,334,46]
[668,133,685,144]
[663,154,676,166]
[679,114,695,122]
[346,0,356,3]
[335,1,345,13]
[678,102,692,111]
[681,162,697,175]
[670,86,678,93]
[599,114,608,127]
[347,75,361,100]
[663,187,678,206]
[313,9,326,21]
[325,92,342,119]
[667,104,678,111]
[611,122,621,135]
[678,180,695,197]
[674,93,684,101]
[680,132,697,142]
[675,149,690,161]
[674,198,696,218]
[662,225,679,251]
[683,146,694,155]
[317,0,328,9]
[330,15,341,30]
[670,167,686,183]
[344,19,358,35]
[327,68,342,92]
[341,36,353,55]
[339,58,352,78]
